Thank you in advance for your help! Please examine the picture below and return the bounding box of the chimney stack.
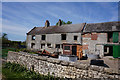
[45,20,50,27]
[58,19,62,26]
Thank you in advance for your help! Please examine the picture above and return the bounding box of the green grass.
[2,48,16,58]
[2,62,62,80]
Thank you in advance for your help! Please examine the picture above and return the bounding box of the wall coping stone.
[90,65,104,72]
[74,63,89,70]
[60,60,70,66]
[47,58,61,64]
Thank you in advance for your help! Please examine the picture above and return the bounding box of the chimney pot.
[45,20,50,27]
[58,19,62,26]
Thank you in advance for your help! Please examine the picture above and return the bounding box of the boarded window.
[64,46,70,50]
[32,35,35,40]
[91,34,98,40]
[61,34,66,40]
[74,36,78,40]
[31,43,35,48]
[41,35,46,40]
[113,32,119,43]
[41,44,45,49]
[56,44,60,48]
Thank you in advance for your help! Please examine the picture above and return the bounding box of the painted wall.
[26,33,81,52]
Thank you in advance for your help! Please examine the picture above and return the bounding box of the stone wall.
[7,51,120,79]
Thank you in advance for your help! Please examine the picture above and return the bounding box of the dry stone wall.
[7,51,120,79]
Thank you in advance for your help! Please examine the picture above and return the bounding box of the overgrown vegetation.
[2,48,16,59]
[1,33,27,59]
[2,62,63,80]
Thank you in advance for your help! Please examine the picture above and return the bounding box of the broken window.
[56,44,60,48]
[107,32,113,42]
[47,44,51,48]
[41,35,46,40]
[61,34,66,40]
[41,44,45,49]
[32,35,35,40]
[64,46,70,50]
[74,36,78,40]
[31,43,35,48]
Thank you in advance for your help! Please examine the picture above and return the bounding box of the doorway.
[104,46,113,56]
[72,46,77,55]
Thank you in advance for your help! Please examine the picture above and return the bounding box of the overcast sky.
[2,2,118,41]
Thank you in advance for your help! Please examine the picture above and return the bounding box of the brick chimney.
[45,20,50,27]
[58,19,62,26]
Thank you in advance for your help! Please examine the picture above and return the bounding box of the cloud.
[2,19,30,36]
[2,2,118,41]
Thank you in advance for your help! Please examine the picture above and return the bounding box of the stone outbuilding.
[82,21,120,58]
[26,20,120,58]
[26,19,86,58]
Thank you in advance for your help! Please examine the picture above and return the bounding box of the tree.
[2,33,8,40]
[56,20,72,26]
[66,21,72,24]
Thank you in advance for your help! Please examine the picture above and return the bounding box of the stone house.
[26,19,85,58]
[26,20,120,58]
[82,21,120,58]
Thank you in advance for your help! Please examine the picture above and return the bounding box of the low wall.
[7,51,120,79]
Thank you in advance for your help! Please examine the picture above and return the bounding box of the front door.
[72,46,77,55]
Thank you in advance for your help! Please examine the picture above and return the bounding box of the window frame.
[32,35,35,40]
[74,36,78,41]
[41,35,46,40]
[61,34,66,40]
[64,46,70,51]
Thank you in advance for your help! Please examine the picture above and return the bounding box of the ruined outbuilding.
[26,20,120,58]
[82,21,120,58]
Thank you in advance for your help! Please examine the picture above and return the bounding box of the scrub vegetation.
[2,62,63,80]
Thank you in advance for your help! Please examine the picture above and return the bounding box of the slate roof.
[83,21,120,32]
[27,23,86,35]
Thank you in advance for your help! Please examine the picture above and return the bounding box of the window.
[47,44,51,48]
[31,43,35,48]
[61,34,66,40]
[74,36,78,40]
[41,44,45,49]
[107,32,113,42]
[32,35,35,40]
[64,46,70,50]
[41,35,46,40]
[56,44,60,48]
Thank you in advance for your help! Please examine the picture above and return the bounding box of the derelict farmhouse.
[26,19,120,59]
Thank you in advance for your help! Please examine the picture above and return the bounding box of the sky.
[2,2,119,41]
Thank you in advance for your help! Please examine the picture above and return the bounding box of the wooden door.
[77,45,83,59]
